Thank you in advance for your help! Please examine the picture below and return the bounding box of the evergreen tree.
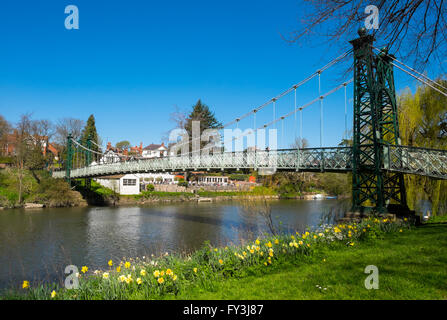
[184,99,222,136]
[183,100,222,151]
[81,115,99,151]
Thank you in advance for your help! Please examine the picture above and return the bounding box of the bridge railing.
[383,144,447,180]
[52,147,353,179]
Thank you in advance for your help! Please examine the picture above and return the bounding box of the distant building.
[142,143,168,158]
[2,131,59,159]
[95,174,139,195]
[197,176,229,185]
[95,172,176,195]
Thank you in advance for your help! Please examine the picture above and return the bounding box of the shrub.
[146,184,155,192]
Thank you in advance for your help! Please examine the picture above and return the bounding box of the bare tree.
[285,0,447,70]
[54,118,85,147]
[291,137,309,149]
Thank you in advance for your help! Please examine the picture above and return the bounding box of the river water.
[0,199,341,290]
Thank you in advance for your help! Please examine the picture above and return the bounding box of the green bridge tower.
[350,28,407,214]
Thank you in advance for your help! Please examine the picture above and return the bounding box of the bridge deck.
[52,146,447,180]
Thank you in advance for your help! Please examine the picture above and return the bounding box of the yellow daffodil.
[81,266,88,273]
[22,281,29,289]
[116,266,121,273]
[274,239,279,245]
[102,272,109,279]
[166,269,173,276]
[172,275,178,281]
[218,259,223,265]
[299,241,303,245]
[140,269,146,276]
[124,261,131,269]
[153,270,160,278]
[51,290,56,298]
[136,278,142,285]
[266,241,272,248]
[269,251,274,257]
[250,249,254,254]
[255,239,260,245]
[118,275,126,283]
[193,268,198,273]
[214,248,218,252]
[160,271,165,276]
[158,277,164,284]
[108,260,113,267]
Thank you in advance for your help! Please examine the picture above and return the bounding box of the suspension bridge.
[53,29,447,213]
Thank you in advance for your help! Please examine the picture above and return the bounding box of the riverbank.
[177,217,447,300]
[4,215,443,300]
[0,169,87,209]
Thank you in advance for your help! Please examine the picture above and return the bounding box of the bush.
[178,181,188,188]
[146,184,155,192]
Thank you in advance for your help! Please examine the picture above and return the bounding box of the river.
[0,199,342,290]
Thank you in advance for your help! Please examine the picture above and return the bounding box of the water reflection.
[0,200,338,290]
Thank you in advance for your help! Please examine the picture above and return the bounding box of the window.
[123,179,136,186]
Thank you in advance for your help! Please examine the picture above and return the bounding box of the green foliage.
[3,217,420,300]
[177,181,188,188]
[80,115,99,151]
[398,79,447,215]
[146,184,155,192]
[0,169,84,208]
[115,140,131,151]
[228,174,248,181]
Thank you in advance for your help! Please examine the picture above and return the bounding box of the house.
[95,172,177,195]
[197,176,229,185]
[2,131,59,159]
[100,149,122,164]
[142,143,168,158]
[95,174,140,195]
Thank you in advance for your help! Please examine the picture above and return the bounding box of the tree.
[0,115,11,155]
[115,140,131,151]
[81,115,100,151]
[291,137,309,149]
[184,99,222,138]
[54,118,85,148]
[398,79,447,215]
[286,1,447,70]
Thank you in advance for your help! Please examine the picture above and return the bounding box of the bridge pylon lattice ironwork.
[350,28,407,213]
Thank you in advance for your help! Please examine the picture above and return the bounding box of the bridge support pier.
[350,28,407,214]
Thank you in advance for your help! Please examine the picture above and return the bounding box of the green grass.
[4,216,446,300]
[176,219,447,299]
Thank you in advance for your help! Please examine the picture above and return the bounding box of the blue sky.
[0,0,442,149]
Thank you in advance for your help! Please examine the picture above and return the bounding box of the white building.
[100,149,122,164]
[95,172,176,195]
[197,176,229,185]
[142,143,168,158]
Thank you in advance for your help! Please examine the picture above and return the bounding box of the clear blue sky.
[0,0,442,149]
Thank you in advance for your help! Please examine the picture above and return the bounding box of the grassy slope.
[174,220,447,300]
